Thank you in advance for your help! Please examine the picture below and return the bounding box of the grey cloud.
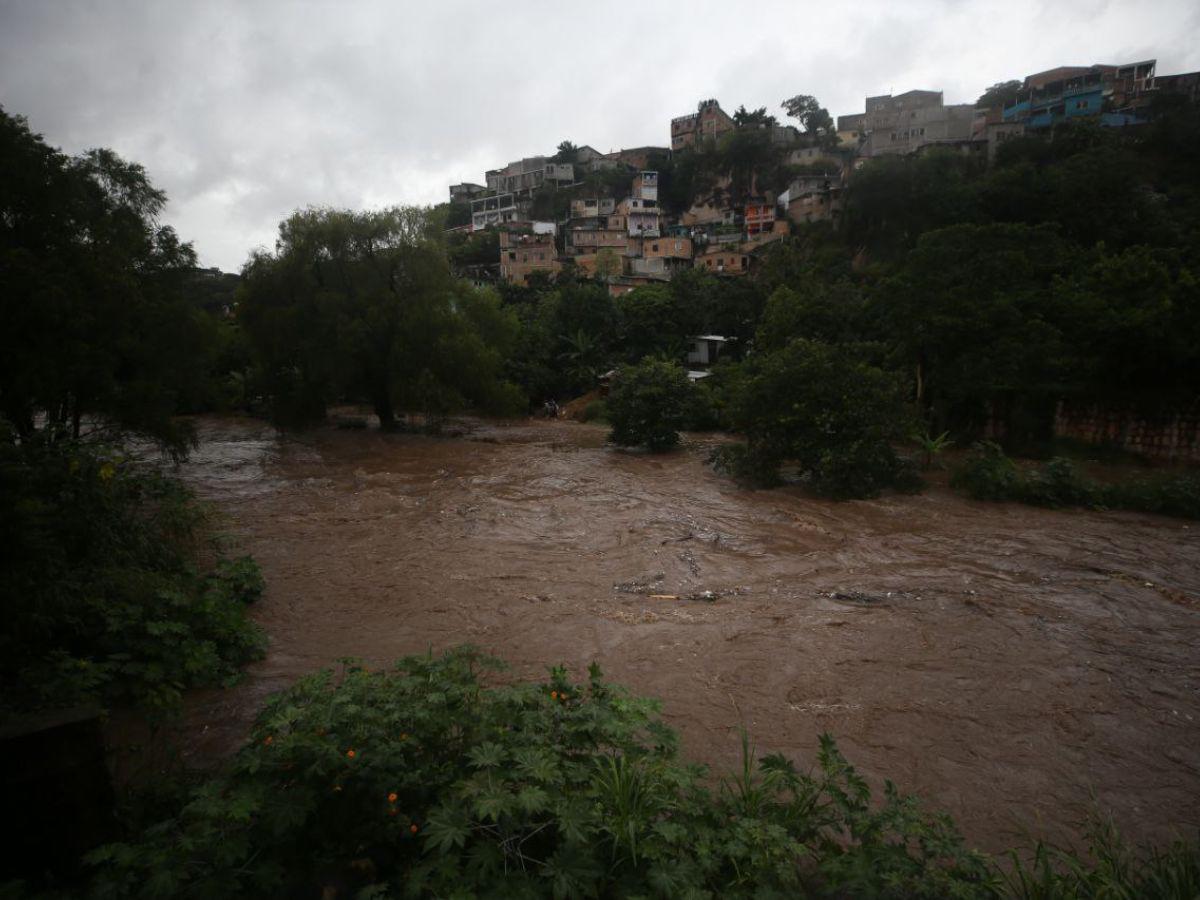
[2,0,1197,271]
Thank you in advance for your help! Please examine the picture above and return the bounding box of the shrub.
[951,441,1022,501]
[1103,472,1200,519]
[607,358,697,452]
[0,437,266,718]
[580,399,608,423]
[951,444,1200,520]
[1020,456,1097,508]
[720,339,913,498]
[87,647,999,898]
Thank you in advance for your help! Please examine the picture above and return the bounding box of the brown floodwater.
[171,415,1199,854]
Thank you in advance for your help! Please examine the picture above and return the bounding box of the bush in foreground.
[84,647,1200,898]
[87,647,997,898]
[607,358,697,452]
[0,435,266,719]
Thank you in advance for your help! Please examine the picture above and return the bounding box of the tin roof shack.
[686,336,729,369]
[499,229,561,286]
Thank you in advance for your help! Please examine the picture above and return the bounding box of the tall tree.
[781,94,834,135]
[0,108,207,454]
[238,206,523,429]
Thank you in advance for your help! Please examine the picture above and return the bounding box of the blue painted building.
[1002,60,1155,130]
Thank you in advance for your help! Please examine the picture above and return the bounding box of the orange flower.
[550,691,558,700]
[387,792,398,803]
[410,824,419,834]
[346,749,356,759]
[263,735,273,746]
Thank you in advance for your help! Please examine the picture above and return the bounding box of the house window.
[652,243,659,252]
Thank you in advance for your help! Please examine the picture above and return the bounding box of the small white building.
[686,335,729,367]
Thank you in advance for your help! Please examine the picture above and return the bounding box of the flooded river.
[176,415,1199,853]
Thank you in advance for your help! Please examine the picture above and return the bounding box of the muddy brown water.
[173,415,1199,854]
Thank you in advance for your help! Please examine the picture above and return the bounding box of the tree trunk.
[373,383,396,432]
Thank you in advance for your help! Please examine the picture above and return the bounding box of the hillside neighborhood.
[447,57,1200,294]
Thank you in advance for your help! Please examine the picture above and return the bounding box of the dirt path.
[177,416,1200,853]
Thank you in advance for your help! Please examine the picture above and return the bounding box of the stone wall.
[1053,401,1200,462]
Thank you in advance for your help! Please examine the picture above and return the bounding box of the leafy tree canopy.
[238,206,524,429]
[607,358,697,452]
[781,94,834,134]
[976,80,1023,109]
[733,105,779,127]
[0,108,211,455]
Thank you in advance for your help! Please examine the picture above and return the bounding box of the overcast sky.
[2,0,1197,271]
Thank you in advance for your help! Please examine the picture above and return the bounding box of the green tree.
[238,206,523,429]
[721,339,912,497]
[733,105,779,127]
[976,80,1023,109]
[0,108,212,455]
[878,223,1072,439]
[755,280,870,351]
[607,358,696,452]
[614,284,693,363]
[781,94,834,134]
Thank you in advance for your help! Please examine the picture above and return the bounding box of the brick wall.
[1054,401,1200,462]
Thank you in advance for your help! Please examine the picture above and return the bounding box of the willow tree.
[238,206,522,429]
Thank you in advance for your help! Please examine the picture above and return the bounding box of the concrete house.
[499,230,561,286]
[671,99,735,150]
[843,90,976,157]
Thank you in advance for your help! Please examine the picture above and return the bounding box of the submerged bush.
[0,436,266,718]
[952,443,1200,519]
[719,339,914,498]
[607,358,697,452]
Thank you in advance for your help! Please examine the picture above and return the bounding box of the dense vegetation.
[84,647,1199,899]
[0,434,265,718]
[952,442,1200,518]
[239,207,526,430]
[0,108,267,723]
